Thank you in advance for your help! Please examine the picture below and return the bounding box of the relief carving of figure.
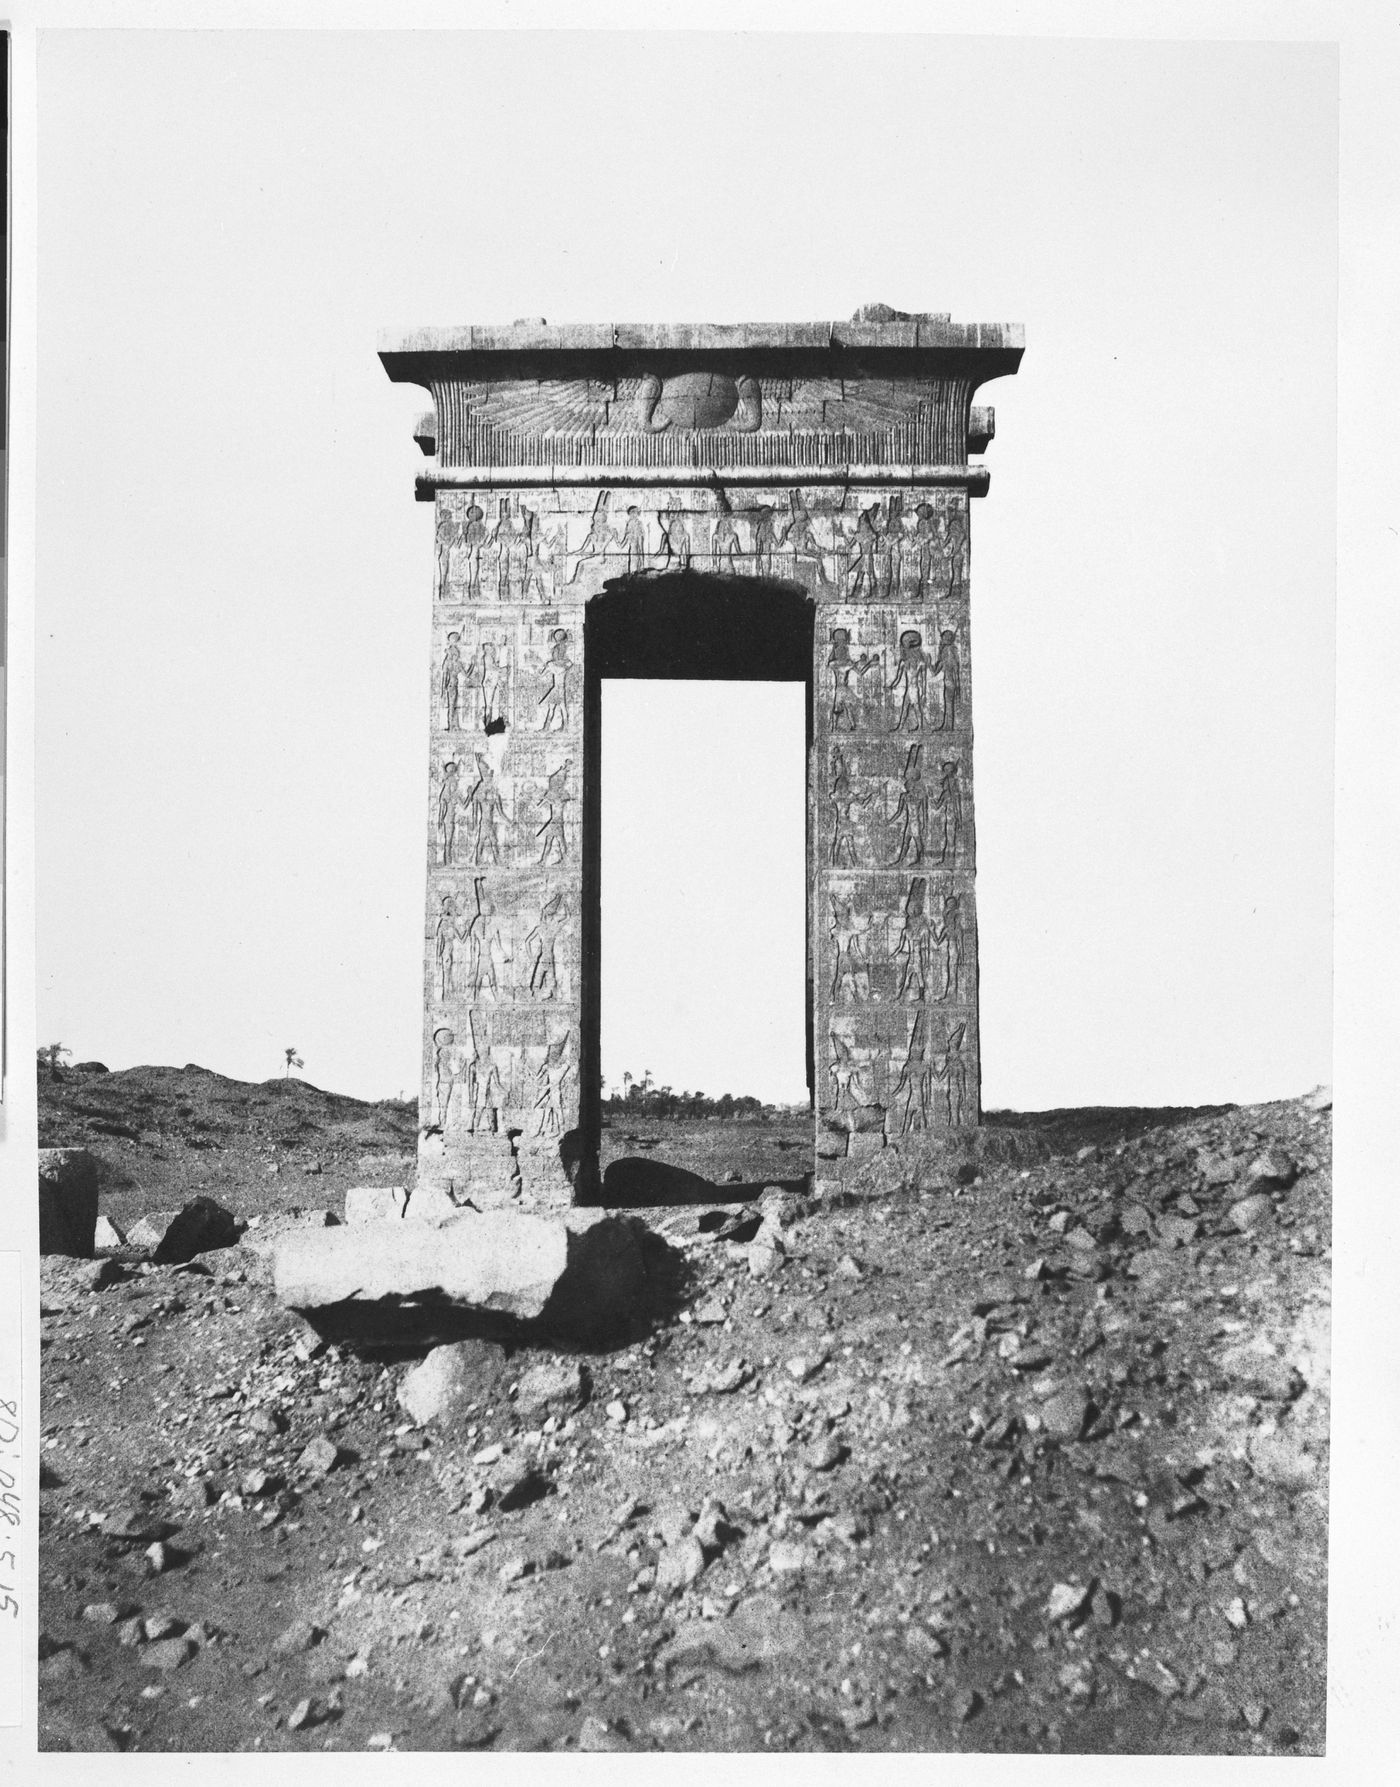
[944,1021,970,1126]
[933,758,964,865]
[876,492,904,598]
[619,505,650,575]
[935,891,966,1001]
[940,506,969,600]
[893,1007,932,1137]
[829,1031,872,1116]
[471,1046,507,1135]
[448,502,487,598]
[827,627,881,733]
[432,1022,474,1129]
[537,629,574,732]
[461,753,507,865]
[466,877,509,1002]
[889,629,934,733]
[845,503,883,599]
[658,498,692,572]
[779,491,830,588]
[539,516,572,600]
[436,509,457,600]
[479,640,509,731]
[440,632,466,730]
[751,504,779,579]
[437,760,465,866]
[535,761,573,867]
[434,893,463,1001]
[892,877,933,1003]
[491,500,533,602]
[890,743,930,867]
[828,746,872,868]
[910,501,939,599]
[569,491,619,585]
[531,1034,574,1139]
[932,628,962,731]
[711,494,742,576]
[829,892,871,1003]
[523,891,566,1002]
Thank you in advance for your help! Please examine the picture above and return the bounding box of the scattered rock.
[271,1618,323,1656]
[1228,1194,1274,1234]
[514,1358,588,1420]
[656,1536,707,1594]
[140,1638,194,1672]
[80,1602,121,1625]
[768,1540,810,1574]
[1040,1387,1090,1442]
[1047,1582,1092,1623]
[578,1714,628,1751]
[1247,1430,1318,1491]
[398,1338,508,1427]
[1247,1149,1298,1191]
[297,1435,343,1479]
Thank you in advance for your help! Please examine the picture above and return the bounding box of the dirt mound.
[37,1062,417,1231]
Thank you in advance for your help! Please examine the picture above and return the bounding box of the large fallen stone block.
[273,1208,647,1345]
[128,1196,240,1264]
[39,1149,101,1257]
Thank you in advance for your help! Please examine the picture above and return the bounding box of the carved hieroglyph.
[382,314,1022,1200]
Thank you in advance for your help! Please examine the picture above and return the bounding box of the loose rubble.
[37,1065,1329,1755]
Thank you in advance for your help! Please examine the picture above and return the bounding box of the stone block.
[273,1207,647,1345]
[344,1185,408,1224]
[404,1182,463,1225]
[127,1197,240,1264]
[38,1149,101,1258]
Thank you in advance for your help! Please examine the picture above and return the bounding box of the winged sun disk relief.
[450,376,949,439]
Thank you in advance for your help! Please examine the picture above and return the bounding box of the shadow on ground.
[594,1156,811,1208]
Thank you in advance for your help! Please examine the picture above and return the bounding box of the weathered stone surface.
[128,1197,240,1264]
[39,1149,101,1258]
[344,1185,408,1223]
[397,1339,508,1426]
[273,1208,647,1343]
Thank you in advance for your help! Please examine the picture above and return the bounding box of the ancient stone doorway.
[380,312,1022,1209]
[580,573,816,1174]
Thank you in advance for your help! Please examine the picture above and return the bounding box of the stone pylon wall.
[382,314,1022,1206]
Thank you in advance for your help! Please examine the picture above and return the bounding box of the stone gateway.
[379,310,1023,1207]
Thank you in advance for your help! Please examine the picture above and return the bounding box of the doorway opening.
[581,573,815,1201]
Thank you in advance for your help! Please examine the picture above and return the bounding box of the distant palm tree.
[284,1047,304,1079]
[37,1043,71,1080]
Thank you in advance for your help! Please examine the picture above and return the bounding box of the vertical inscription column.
[422,489,585,1209]
[812,486,980,1182]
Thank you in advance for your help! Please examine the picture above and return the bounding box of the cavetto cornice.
[380,310,1024,498]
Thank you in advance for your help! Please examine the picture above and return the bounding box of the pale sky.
[35,29,1336,1109]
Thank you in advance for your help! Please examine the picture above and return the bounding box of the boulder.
[128,1196,240,1264]
[274,1208,648,1345]
[397,1339,508,1427]
[344,1185,408,1224]
[38,1149,101,1257]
